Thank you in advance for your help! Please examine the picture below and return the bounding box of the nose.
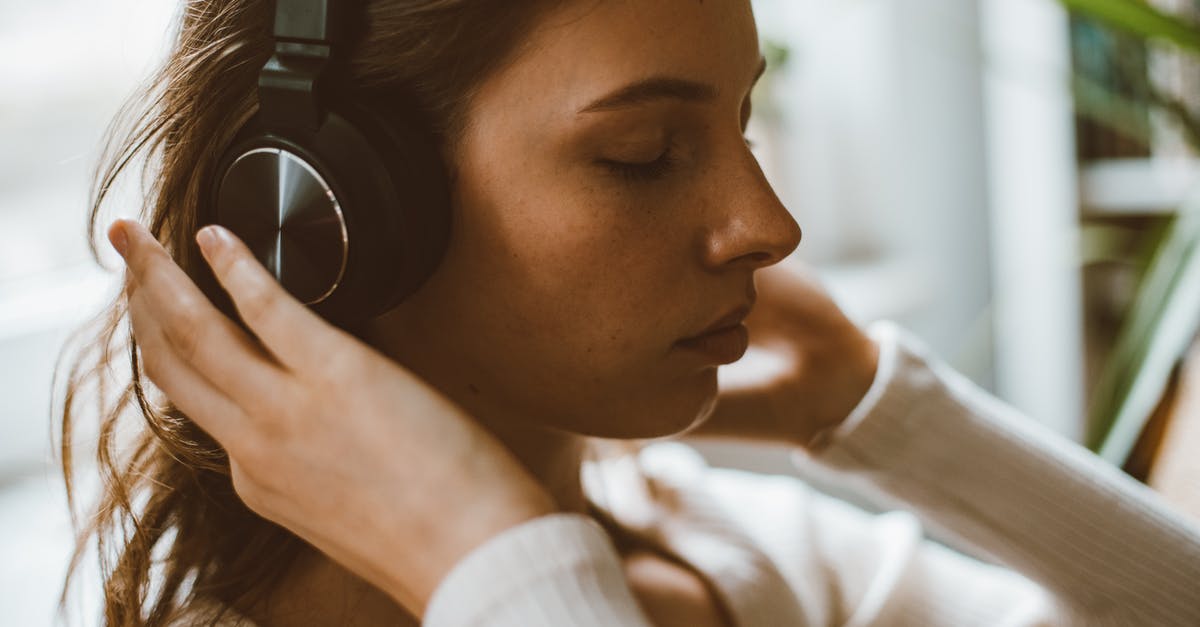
[700,146,802,270]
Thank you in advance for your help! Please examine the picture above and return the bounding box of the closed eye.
[598,133,756,185]
[598,147,681,183]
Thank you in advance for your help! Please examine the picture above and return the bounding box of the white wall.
[702,0,1086,488]
[980,0,1085,439]
[0,0,174,480]
[0,2,175,623]
[752,0,997,384]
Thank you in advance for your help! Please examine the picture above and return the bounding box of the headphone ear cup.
[335,93,452,313]
[208,94,451,328]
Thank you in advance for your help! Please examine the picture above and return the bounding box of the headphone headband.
[274,0,342,44]
[259,0,346,131]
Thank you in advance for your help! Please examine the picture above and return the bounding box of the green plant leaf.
[1059,0,1200,464]
[1060,0,1200,54]
[1088,190,1200,462]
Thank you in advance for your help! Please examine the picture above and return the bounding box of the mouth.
[674,304,753,365]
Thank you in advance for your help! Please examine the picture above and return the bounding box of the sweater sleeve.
[422,513,653,627]
[791,319,1200,626]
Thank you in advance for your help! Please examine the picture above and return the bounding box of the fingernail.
[108,222,128,258]
[196,225,222,256]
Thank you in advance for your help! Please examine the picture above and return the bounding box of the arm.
[794,320,1200,626]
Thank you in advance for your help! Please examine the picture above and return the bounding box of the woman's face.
[369,0,801,439]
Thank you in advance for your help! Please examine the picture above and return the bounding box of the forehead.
[468,0,761,125]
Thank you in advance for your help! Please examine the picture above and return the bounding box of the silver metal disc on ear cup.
[215,147,349,305]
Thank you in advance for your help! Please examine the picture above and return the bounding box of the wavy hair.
[54,1,553,624]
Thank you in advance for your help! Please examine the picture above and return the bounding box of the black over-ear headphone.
[206,0,451,328]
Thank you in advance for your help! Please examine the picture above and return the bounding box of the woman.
[61,0,1200,625]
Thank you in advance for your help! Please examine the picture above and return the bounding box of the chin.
[576,368,719,440]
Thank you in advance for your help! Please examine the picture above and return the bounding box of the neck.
[360,314,593,515]
[474,412,591,515]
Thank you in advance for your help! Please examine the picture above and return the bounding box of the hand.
[690,261,880,448]
[108,219,556,615]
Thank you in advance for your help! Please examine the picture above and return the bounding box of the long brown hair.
[55,1,552,624]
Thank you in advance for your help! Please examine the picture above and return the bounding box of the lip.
[675,323,750,364]
[684,304,753,340]
[675,304,753,365]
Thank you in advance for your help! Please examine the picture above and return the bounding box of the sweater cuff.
[423,513,652,627]
[793,318,977,476]
[804,319,904,452]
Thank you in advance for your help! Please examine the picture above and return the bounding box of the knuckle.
[313,332,363,379]
[242,291,278,328]
[258,398,300,442]
[235,270,281,326]
[236,383,278,425]
[231,438,271,485]
[210,244,242,279]
[315,349,352,384]
[139,342,164,384]
[165,306,207,363]
[140,247,175,286]
[307,353,358,398]
[240,398,294,454]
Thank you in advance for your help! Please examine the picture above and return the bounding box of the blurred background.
[4,0,1200,623]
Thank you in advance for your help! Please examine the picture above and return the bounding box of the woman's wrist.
[790,330,881,450]
[698,326,881,448]
[387,483,560,616]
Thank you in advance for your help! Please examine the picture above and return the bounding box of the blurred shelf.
[1080,157,1200,217]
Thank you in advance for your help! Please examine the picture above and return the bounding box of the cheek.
[424,179,712,436]
[459,181,678,356]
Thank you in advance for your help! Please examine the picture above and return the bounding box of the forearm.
[382,486,560,616]
[801,321,1200,625]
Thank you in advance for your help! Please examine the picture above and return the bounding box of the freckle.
[468,383,480,395]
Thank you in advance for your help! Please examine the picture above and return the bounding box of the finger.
[194,223,352,375]
[111,219,292,408]
[128,285,248,446]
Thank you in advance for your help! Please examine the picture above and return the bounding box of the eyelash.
[599,135,757,184]
[599,150,680,183]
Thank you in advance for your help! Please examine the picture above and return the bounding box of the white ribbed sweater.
[188,321,1200,626]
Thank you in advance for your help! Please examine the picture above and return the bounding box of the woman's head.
[58,0,796,622]
[365,0,800,441]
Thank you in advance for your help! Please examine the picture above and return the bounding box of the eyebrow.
[578,56,768,115]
